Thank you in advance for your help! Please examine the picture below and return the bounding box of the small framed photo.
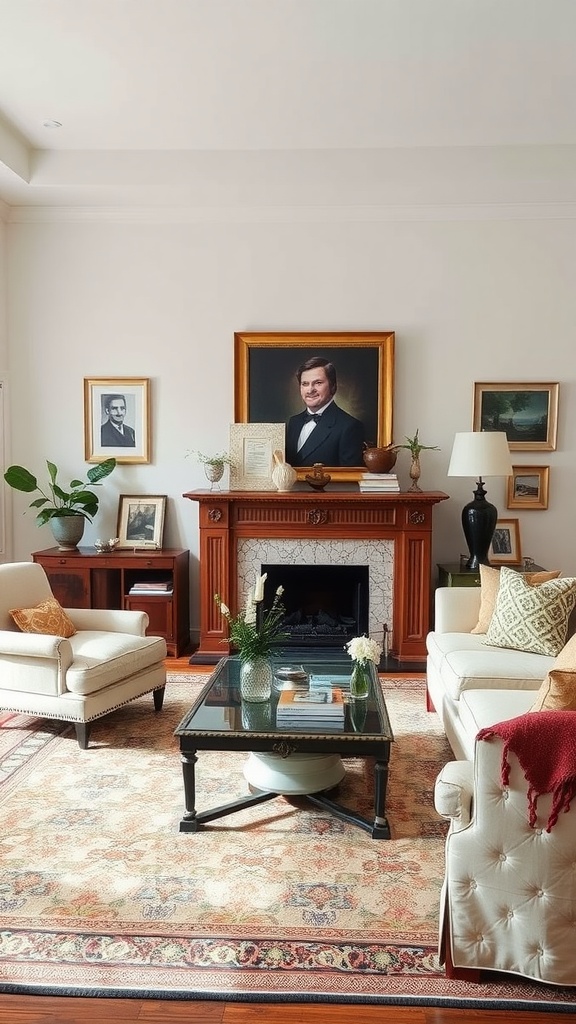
[472,382,558,452]
[489,518,522,565]
[229,422,286,491]
[116,495,167,549]
[507,465,549,510]
[84,377,151,464]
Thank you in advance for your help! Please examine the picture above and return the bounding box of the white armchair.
[435,729,576,987]
[0,561,167,748]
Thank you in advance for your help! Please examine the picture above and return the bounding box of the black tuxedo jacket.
[285,402,364,467]
[100,420,136,447]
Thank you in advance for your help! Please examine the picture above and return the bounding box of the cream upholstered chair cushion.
[0,561,167,747]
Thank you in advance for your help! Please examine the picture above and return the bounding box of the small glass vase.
[349,660,371,700]
[240,657,273,702]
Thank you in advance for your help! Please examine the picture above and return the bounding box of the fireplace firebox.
[262,564,369,650]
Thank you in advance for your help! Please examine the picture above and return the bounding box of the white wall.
[5,205,576,637]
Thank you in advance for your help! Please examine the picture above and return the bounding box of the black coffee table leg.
[372,757,391,839]
[179,750,199,832]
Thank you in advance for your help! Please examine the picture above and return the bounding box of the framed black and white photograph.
[234,331,395,481]
[489,518,522,565]
[84,377,151,464]
[473,382,558,452]
[116,495,166,548]
[507,465,549,510]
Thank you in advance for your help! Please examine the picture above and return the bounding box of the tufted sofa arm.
[436,733,576,986]
[434,760,474,831]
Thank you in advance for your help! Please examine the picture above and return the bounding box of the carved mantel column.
[183,489,448,664]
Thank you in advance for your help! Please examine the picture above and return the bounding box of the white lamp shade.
[447,431,513,478]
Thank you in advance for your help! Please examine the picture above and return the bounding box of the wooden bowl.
[362,446,398,474]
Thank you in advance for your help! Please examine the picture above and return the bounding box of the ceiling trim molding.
[7,202,576,226]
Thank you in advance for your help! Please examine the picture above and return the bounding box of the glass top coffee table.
[175,655,394,839]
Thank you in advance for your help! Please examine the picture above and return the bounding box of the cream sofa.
[426,586,553,761]
[0,561,167,748]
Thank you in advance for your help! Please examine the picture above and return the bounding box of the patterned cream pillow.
[471,564,561,634]
[10,597,76,638]
[484,567,576,657]
[530,632,576,711]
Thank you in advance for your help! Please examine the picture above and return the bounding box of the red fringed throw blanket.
[477,711,576,832]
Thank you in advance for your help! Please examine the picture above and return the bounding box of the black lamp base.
[461,478,498,570]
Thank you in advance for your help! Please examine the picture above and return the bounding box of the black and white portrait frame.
[84,377,151,464]
[116,494,167,549]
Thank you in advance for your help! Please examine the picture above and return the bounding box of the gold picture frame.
[489,518,522,565]
[473,382,558,452]
[84,377,151,464]
[116,494,167,549]
[234,331,395,481]
[507,465,549,510]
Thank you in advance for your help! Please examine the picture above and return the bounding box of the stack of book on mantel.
[276,687,345,729]
[358,472,400,493]
[128,580,173,597]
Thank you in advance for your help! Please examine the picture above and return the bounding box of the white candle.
[254,573,267,603]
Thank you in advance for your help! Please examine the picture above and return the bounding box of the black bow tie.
[307,413,320,423]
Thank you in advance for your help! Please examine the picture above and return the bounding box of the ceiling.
[1,0,576,208]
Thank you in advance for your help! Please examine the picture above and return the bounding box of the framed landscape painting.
[233,331,395,481]
[473,382,558,452]
[507,465,549,510]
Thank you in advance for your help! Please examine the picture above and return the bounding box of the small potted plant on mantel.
[189,449,233,490]
[396,430,439,491]
[4,458,116,550]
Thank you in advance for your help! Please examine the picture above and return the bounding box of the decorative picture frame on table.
[489,518,522,565]
[229,423,285,491]
[234,331,395,481]
[116,495,167,549]
[84,377,151,464]
[507,465,549,510]
[472,382,558,452]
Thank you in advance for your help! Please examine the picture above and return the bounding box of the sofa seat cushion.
[426,631,552,701]
[459,688,537,736]
[66,631,166,695]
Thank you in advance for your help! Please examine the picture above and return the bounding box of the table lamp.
[447,431,513,570]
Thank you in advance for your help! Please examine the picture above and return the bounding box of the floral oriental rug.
[1,674,576,1011]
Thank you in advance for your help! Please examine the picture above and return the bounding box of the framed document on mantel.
[229,422,285,491]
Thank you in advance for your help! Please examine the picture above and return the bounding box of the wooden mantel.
[183,488,448,664]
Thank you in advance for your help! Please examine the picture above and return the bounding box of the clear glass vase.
[349,660,371,700]
[240,657,273,702]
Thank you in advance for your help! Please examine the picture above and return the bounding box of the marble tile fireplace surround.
[184,488,448,664]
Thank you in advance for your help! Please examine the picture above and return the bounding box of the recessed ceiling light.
[42,120,62,128]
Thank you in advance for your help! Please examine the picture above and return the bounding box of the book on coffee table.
[276,687,345,726]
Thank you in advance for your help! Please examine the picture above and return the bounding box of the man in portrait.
[285,356,365,467]
[101,394,136,447]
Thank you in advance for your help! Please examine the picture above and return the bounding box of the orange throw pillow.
[10,597,77,638]
[530,633,576,712]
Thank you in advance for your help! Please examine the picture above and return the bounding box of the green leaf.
[47,461,58,484]
[87,458,116,484]
[3,466,38,492]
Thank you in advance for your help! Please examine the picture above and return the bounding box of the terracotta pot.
[362,445,398,474]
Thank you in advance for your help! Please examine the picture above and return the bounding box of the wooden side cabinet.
[437,563,481,588]
[32,546,190,657]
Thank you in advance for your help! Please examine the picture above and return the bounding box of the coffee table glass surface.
[175,654,394,838]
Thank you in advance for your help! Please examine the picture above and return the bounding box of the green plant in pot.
[396,429,439,492]
[4,458,116,550]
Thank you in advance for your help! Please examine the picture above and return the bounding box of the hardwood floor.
[0,995,569,1023]
[3,660,565,1022]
